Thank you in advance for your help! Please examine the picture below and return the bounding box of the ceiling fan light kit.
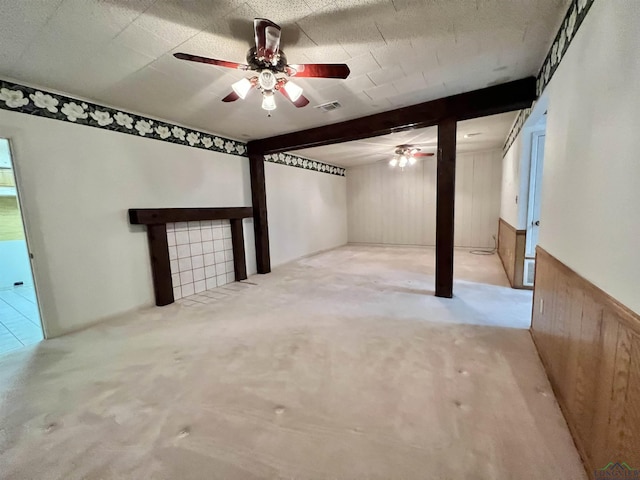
[389,145,434,169]
[174,18,350,114]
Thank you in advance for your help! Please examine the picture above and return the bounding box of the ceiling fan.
[389,145,435,168]
[174,18,351,113]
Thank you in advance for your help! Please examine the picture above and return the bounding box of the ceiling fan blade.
[278,88,310,108]
[286,63,351,79]
[221,91,240,102]
[413,152,435,157]
[173,53,249,71]
[254,18,281,64]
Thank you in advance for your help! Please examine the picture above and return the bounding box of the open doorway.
[0,138,43,354]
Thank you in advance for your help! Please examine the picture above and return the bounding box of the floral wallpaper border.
[264,153,345,176]
[0,78,345,177]
[503,0,595,156]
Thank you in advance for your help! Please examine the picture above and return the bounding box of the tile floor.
[176,280,256,307]
[0,285,43,354]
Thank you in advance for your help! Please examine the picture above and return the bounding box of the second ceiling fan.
[389,145,435,168]
[174,18,351,112]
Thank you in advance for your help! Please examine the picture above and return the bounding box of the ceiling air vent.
[314,101,342,112]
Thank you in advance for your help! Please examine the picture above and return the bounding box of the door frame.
[1,135,47,339]
[525,129,545,259]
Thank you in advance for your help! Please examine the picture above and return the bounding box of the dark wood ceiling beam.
[247,77,536,154]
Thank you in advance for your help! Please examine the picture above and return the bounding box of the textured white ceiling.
[0,0,567,143]
[292,111,517,167]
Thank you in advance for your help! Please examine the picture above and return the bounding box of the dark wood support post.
[146,223,174,306]
[435,118,457,298]
[230,218,248,281]
[249,152,271,273]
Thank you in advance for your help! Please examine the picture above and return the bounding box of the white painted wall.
[539,1,640,314]
[266,161,347,267]
[0,110,255,337]
[347,149,502,248]
[500,133,527,229]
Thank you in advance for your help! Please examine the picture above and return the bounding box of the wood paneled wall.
[531,247,640,476]
[347,149,501,248]
[497,218,527,288]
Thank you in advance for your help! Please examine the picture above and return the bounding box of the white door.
[526,132,545,258]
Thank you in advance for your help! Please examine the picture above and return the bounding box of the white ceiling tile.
[114,23,176,59]
[392,72,428,95]
[0,0,64,68]
[364,83,398,101]
[0,0,569,146]
[343,74,376,93]
[247,0,312,23]
[347,53,380,77]
[367,66,403,87]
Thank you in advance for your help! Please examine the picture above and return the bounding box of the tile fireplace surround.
[168,220,235,300]
[128,207,252,306]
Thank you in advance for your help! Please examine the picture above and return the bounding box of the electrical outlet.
[539,299,544,314]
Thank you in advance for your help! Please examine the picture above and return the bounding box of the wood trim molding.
[247,77,536,154]
[536,247,640,333]
[531,246,640,475]
[129,207,252,225]
[129,207,253,306]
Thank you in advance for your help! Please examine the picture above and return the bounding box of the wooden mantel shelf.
[129,207,253,225]
[129,207,253,306]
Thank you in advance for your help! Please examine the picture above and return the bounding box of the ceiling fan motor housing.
[246,47,288,73]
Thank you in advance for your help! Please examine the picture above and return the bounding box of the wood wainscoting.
[531,247,640,476]
[497,218,528,288]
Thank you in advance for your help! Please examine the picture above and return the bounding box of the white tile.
[188,221,201,230]
[170,259,179,272]
[193,267,205,282]
[176,231,190,245]
[223,238,233,250]
[168,246,177,260]
[204,253,215,266]
[181,283,195,297]
[171,273,180,287]
[192,255,204,269]
[175,222,188,231]
[226,272,235,283]
[178,257,192,272]
[166,223,175,232]
[206,278,217,290]
[201,228,213,241]
[167,231,176,246]
[214,252,226,264]
[213,239,225,251]
[194,280,206,293]
[205,264,217,278]
[216,274,227,287]
[202,241,214,253]
[200,220,212,227]
[224,249,234,261]
[173,286,182,300]
[190,242,203,256]
[180,270,194,285]
[222,226,232,239]
[212,228,224,240]
[225,261,234,274]
[189,229,202,243]
[212,220,223,228]
[177,244,191,259]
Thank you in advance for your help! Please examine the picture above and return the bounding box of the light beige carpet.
[0,246,586,479]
